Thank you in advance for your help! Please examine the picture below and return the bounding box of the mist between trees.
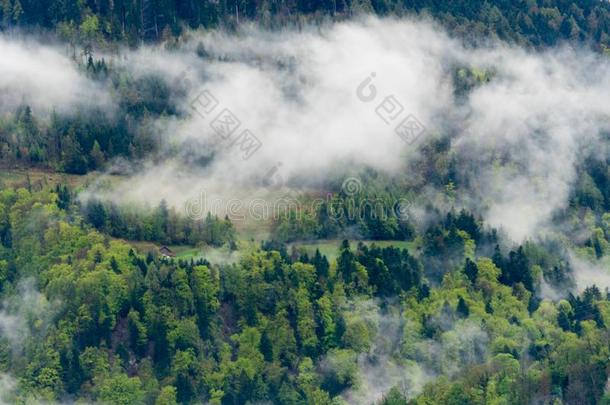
[183,191,412,223]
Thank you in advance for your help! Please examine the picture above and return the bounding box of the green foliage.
[83,198,236,247]
[97,373,145,405]
[1,0,610,51]
[0,181,609,404]
[0,66,174,175]
[156,385,179,405]
[271,185,414,242]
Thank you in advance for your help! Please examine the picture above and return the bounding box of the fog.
[0,36,111,114]
[1,15,610,404]
[1,19,608,244]
[323,299,489,404]
[570,253,610,292]
[61,17,609,245]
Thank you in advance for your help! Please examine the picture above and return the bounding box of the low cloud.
[326,299,489,404]
[569,253,610,292]
[1,17,609,245]
[75,17,610,244]
[0,278,59,350]
[0,36,111,114]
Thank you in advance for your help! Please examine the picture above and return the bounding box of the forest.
[0,174,609,404]
[1,0,610,49]
[0,0,610,404]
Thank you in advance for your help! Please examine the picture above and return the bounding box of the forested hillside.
[1,0,610,48]
[0,0,610,404]
[0,180,609,404]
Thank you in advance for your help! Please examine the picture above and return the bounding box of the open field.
[0,168,118,191]
[126,239,258,264]
[126,238,416,264]
[288,239,417,260]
